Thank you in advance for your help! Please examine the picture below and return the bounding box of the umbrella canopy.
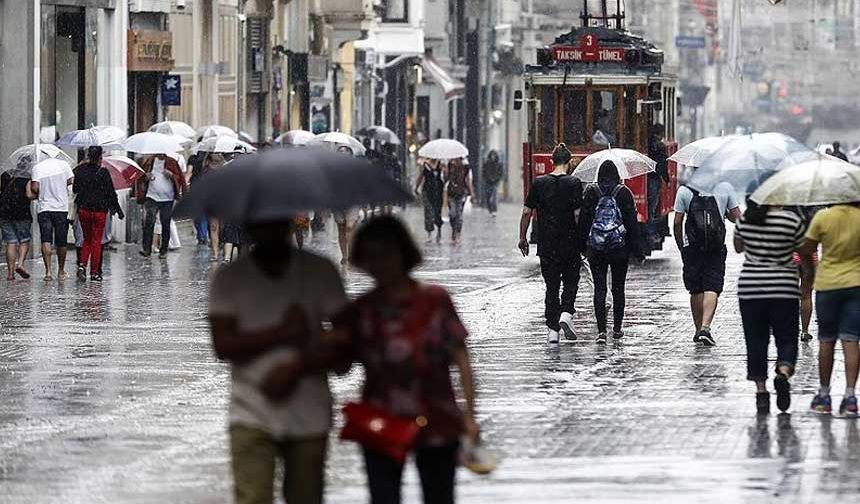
[149,121,196,139]
[573,149,656,182]
[309,132,366,156]
[124,132,188,155]
[418,139,468,160]
[750,156,860,206]
[31,158,73,180]
[275,130,316,146]
[55,125,127,149]
[2,144,74,177]
[668,136,734,167]
[196,135,256,154]
[238,131,255,144]
[102,155,145,190]
[174,149,412,222]
[356,125,402,145]
[197,125,238,141]
[670,133,816,194]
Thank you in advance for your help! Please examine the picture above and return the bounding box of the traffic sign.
[161,74,181,107]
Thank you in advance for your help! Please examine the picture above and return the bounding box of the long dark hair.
[744,198,770,225]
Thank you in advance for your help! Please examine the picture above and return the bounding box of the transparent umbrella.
[149,121,196,140]
[2,144,74,177]
[670,133,816,194]
[197,125,238,141]
[573,148,656,182]
[56,125,127,149]
[750,155,860,206]
[195,135,256,154]
[275,130,316,146]
[124,132,189,155]
[356,125,402,145]
[418,139,468,160]
[309,132,366,156]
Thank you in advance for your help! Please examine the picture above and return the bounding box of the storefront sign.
[551,34,625,63]
[161,75,181,106]
[128,30,174,72]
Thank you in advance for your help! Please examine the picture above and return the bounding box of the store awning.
[422,55,466,101]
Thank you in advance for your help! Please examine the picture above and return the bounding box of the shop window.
[624,86,638,149]
[591,90,617,146]
[382,0,408,23]
[561,89,587,147]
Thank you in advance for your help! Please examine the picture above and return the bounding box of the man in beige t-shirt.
[209,220,346,504]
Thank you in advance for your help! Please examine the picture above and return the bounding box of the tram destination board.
[551,34,625,63]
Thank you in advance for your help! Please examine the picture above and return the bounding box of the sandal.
[15,267,30,279]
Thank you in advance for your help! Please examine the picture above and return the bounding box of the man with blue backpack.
[519,144,584,344]
[579,161,644,343]
[673,169,742,346]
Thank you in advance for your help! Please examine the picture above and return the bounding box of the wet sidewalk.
[0,204,857,503]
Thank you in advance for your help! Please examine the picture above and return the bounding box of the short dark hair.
[87,146,103,162]
[350,216,422,271]
[551,143,572,166]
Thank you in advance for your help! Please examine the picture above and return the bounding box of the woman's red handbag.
[340,402,427,464]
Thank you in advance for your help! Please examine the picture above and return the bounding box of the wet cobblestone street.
[1,204,858,503]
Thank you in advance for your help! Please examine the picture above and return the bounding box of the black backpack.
[685,187,725,252]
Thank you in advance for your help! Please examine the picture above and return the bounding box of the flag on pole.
[727,0,744,79]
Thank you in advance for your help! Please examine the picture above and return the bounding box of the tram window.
[562,89,587,147]
[591,90,617,146]
[624,87,637,149]
[538,87,556,150]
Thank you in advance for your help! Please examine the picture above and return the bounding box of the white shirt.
[32,164,73,213]
[208,250,347,438]
[146,158,176,202]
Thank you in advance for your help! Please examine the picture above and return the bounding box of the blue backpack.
[589,185,627,252]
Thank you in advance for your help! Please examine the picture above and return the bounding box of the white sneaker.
[547,328,560,344]
[559,312,577,340]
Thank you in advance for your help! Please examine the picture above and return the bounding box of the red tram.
[515,8,680,252]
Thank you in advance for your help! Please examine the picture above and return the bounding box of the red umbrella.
[102,155,144,189]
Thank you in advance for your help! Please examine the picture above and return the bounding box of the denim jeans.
[194,217,209,243]
[142,198,174,255]
[816,287,860,342]
[740,298,799,381]
[484,182,499,213]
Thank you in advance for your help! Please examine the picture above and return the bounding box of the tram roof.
[525,73,677,86]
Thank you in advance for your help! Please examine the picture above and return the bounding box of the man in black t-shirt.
[519,144,584,344]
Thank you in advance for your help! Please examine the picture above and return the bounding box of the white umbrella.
[573,148,656,182]
[31,158,73,180]
[309,132,366,156]
[238,131,255,144]
[197,125,238,141]
[149,121,196,140]
[2,144,74,177]
[195,135,256,154]
[668,136,734,167]
[55,125,127,148]
[750,156,860,206]
[418,139,468,160]
[124,132,188,155]
[275,130,316,146]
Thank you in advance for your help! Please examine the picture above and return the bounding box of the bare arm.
[27,181,39,200]
[209,316,285,364]
[733,233,745,253]
[673,212,685,251]
[727,206,742,223]
[414,169,425,196]
[466,171,476,198]
[453,346,479,441]
[518,207,533,256]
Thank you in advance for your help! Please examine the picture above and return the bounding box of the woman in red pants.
[72,147,124,281]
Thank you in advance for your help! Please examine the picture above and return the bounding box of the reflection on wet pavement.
[1,204,859,503]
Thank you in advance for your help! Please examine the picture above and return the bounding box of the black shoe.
[158,251,168,259]
[698,328,716,346]
[692,331,701,343]
[596,332,608,344]
[90,274,102,282]
[612,330,624,340]
[756,392,771,414]
[774,374,791,412]
[801,333,813,342]
[139,250,151,258]
[76,266,87,282]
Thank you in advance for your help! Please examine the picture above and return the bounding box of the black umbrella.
[355,126,401,145]
[174,149,412,222]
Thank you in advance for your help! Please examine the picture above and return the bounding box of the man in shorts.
[1,164,34,280]
[673,176,741,346]
[29,159,74,281]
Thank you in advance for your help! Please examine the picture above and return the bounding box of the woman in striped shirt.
[734,201,810,414]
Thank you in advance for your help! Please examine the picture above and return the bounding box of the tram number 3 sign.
[551,34,625,63]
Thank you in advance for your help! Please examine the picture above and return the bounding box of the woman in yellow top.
[800,202,860,417]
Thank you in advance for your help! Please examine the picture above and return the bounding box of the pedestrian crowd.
[519,141,860,419]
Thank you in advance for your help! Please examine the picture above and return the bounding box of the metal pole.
[33,0,41,150]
